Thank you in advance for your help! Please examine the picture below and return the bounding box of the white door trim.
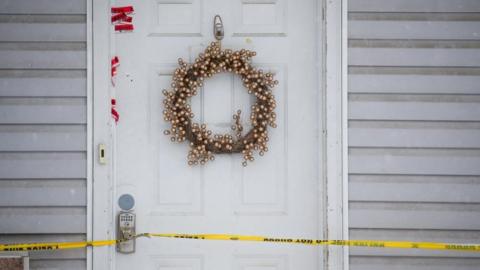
[92,0,115,269]
[91,1,348,269]
[324,0,349,269]
[86,0,93,269]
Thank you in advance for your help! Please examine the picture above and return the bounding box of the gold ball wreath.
[162,41,278,166]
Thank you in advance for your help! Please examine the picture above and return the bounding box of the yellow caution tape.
[0,240,117,252]
[1,233,479,252]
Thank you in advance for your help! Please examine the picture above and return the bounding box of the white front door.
[114,0,324,269]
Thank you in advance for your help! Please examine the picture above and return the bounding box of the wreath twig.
[163,41,278,166]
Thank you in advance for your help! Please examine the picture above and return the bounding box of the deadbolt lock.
[117,211,136,254]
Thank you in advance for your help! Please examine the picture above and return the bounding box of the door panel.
[115,0,323,269]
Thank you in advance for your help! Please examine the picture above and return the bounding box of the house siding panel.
[348,0,480,269]
[0,1,88,269]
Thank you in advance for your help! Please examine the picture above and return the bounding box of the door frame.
[91,0,348,269]
[92,0,116,269]
[323,0,349,269]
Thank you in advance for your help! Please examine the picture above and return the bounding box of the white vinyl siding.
[0,1,88,269]
[348,0,480,269]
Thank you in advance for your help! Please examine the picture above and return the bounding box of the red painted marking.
[114,24,134,31]
[111,6,134,13]
[111,13,133,23]
[111,99,119,123]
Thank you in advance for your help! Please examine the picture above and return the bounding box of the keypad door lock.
[117,211,136,254]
